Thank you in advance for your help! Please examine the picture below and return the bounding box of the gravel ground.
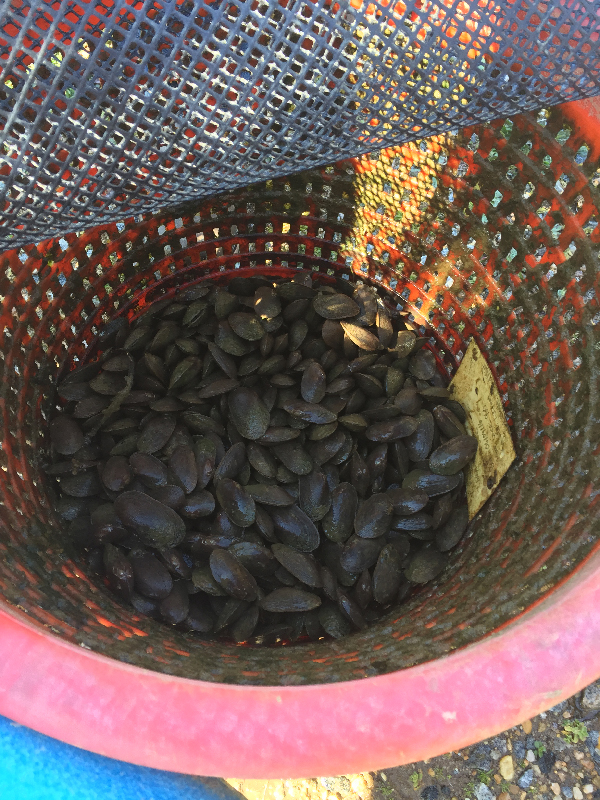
[227,679,600,800]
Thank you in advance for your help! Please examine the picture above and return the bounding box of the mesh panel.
[1,0,600,249]
[0,102,598,685]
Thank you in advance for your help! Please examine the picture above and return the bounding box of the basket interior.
[0,102,599,686]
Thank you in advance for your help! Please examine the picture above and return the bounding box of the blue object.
[0,714,246,800]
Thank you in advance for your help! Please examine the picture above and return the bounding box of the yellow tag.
[449,339,516,519]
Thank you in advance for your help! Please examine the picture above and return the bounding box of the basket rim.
[0,543,598,778]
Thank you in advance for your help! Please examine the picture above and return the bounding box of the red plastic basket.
[0,96,598,778]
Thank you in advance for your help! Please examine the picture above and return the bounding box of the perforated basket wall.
[1,0,600,250]
[0,100,598,686]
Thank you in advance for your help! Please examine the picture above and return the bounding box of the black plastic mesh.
[1,0,600,250]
